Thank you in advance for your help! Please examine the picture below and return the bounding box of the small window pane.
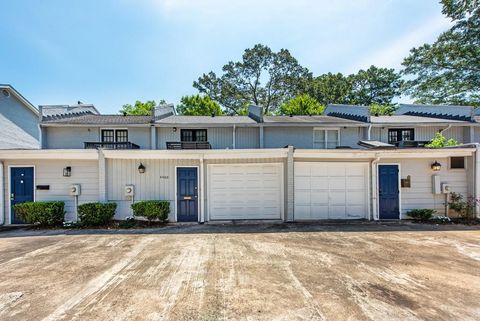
[195,130,207,142]
[116,130,128,143]
[314,130,325,142]
[388,130,398,143]
[450,157,465,169]
[102,130,114,142]
[181,130,193,142]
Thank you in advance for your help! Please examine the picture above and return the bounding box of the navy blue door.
[177,168,198,222]
[10,167,34,224]
[378,165,399,219]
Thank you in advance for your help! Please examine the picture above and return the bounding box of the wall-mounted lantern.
[431,161,441,171]
[138,163,146,174]
[63,166,72,177]
[173,127,177,132]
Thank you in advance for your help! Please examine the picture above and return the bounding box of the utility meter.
[125,184,135,197]
[70,184,81,196]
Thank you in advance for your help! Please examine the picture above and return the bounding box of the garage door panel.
[208,163,283,220]
[294,162,368,220]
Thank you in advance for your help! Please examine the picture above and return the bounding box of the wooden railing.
[84,142,140,149]
[166,142,212,150]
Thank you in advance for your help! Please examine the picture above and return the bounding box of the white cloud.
[348,14,453,72]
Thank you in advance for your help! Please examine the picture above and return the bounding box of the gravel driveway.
[0,223,479,321]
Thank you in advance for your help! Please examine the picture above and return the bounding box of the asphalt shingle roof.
[370,115,468,124]
[42,114,153,125]
[155,115,256,124]
[263,115,364,124]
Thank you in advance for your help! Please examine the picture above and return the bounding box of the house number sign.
[159,176,169,179]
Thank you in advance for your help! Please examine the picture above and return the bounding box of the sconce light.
[63,166,72,177]
[431,161,441,171]
[173,127,177,132]
[138,163,146,174]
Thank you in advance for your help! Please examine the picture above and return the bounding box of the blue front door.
[378,165,399,219]
[10,167,34,224]
[177,168,198,222]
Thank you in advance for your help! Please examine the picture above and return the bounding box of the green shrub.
[407,209,435,221]
[78,202,117,226]
[425,132,459,148]
[13,201,65,226]
[131,200,170,222]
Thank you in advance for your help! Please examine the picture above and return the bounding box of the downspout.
[0,161,4,225]
[232,125,236,149]
[370,155,380,221]
[440,124,452,135]
[367,125,372,141]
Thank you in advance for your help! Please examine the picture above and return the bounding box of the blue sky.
[0,0,451,113]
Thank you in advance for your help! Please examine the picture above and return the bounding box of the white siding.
[371,126,467,144]
[379,157,470,216]
[339,127,362,148]
[3,160,98,222]
[106,158,199,220]
[264,127,313,148]
[156,127,234,149]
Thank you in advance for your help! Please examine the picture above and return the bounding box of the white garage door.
[208,163,283,220]
[294,162,369,220]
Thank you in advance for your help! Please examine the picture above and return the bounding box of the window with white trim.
[313,128,340,149]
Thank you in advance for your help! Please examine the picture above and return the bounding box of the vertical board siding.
[156,127,179,149]
[3,160,99,222]
[46,127,99,149]
[156,127,234,149]
[235,127,260,149]
[106,158,199,220]
[339,127,362,148]
[371,126,467,144]
[379,157,470,216]
[127,127,151,149]
[264,127,313,148]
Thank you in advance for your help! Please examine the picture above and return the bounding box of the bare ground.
[0,223,479,321]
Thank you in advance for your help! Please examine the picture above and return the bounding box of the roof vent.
[2,89,10,98]
[77,100,82,105]
[211,113,215,117]
[122,111,127,116]
[289,113,293,117]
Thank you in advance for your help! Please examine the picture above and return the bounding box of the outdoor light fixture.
[138,163,146,174]
[63,166,72,177]
[431,161,441,171]
[173,127,177,132]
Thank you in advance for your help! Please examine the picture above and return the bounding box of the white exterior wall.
[379,157,470,216]
[156,127,234,149]
[3,159,99,223]
[235,127,259,149]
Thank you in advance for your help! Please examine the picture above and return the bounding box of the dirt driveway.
[0,223,479,321]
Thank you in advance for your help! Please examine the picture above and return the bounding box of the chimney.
[248,105,263,123]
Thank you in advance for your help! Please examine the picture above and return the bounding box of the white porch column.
[98,149,107,202]
[475,145,480,218]
[200,157,205,223]
[259,126,264,148]
[371,156,380,220]
[286,146,294,222]
[0,161,4,225]
[232,125,236,149]
[150,125,156,150]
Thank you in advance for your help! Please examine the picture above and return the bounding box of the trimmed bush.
[131,200,170,222]
[78,202,117,226]
[407,209,435,221]
[13,201,65,226]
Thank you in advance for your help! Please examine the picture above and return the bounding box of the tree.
[402,1,480,106]
[176,95,224,116]
[193,44,311,114]
[120,100,165,116]
[307,73,353,105]
[369,103,395,116]
[279,94,324,115]
[425,132,459,148]
[349,66,403,106]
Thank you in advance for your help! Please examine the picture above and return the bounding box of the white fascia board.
[294,148,475,159]
[261,123,368,127]
[102,148,288,160]
[40,124,151,128]
[0,149,98,160]
[153,124,259,128]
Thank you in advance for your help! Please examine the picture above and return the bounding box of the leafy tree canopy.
[279,94,325,115]
[369,104,396,116]
[120,100,165,116]
[176,95,224,116]
[425,132,459,148]
[402,0,480,106]
[193,44,311,115]
[307,66,402,106]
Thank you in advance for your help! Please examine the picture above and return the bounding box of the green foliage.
[119,100,163,116]
[194,44,311,114]
[78,202,117,226]
[13,201,65,226]
[279,94,324,115]
[307,67,402,106]
[131,200,170,222]
[118,217,136,229]
[407,209,435,221]
[401,1,480,107]
[176,95,224,116]
[425,132,459,148]
[448,192,480,219]
[369,104,395,116]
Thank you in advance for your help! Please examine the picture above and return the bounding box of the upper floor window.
[388,128,414,144]
[102,129,128,143]
[450,157,465,169]
[181,129,207,142]
[313,128,340,149]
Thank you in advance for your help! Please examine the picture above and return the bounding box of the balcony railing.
[84,142,140,150]
[166,141,212,150]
